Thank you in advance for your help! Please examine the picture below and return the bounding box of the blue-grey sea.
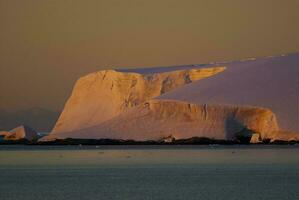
[0,145,299,200]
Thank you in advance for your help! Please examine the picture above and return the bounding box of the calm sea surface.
[0,145,299,200]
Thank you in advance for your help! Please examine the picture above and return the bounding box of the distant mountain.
[0,108,60,132]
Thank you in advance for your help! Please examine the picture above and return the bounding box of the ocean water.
[0,145,299,200]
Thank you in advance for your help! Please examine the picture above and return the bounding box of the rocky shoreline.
[1,137,299,146]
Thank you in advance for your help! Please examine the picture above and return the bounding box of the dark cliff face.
[0,108,60,132]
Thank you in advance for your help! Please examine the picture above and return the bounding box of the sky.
[0,0,299,112]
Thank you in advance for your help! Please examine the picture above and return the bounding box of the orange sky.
[0,0,299,111]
